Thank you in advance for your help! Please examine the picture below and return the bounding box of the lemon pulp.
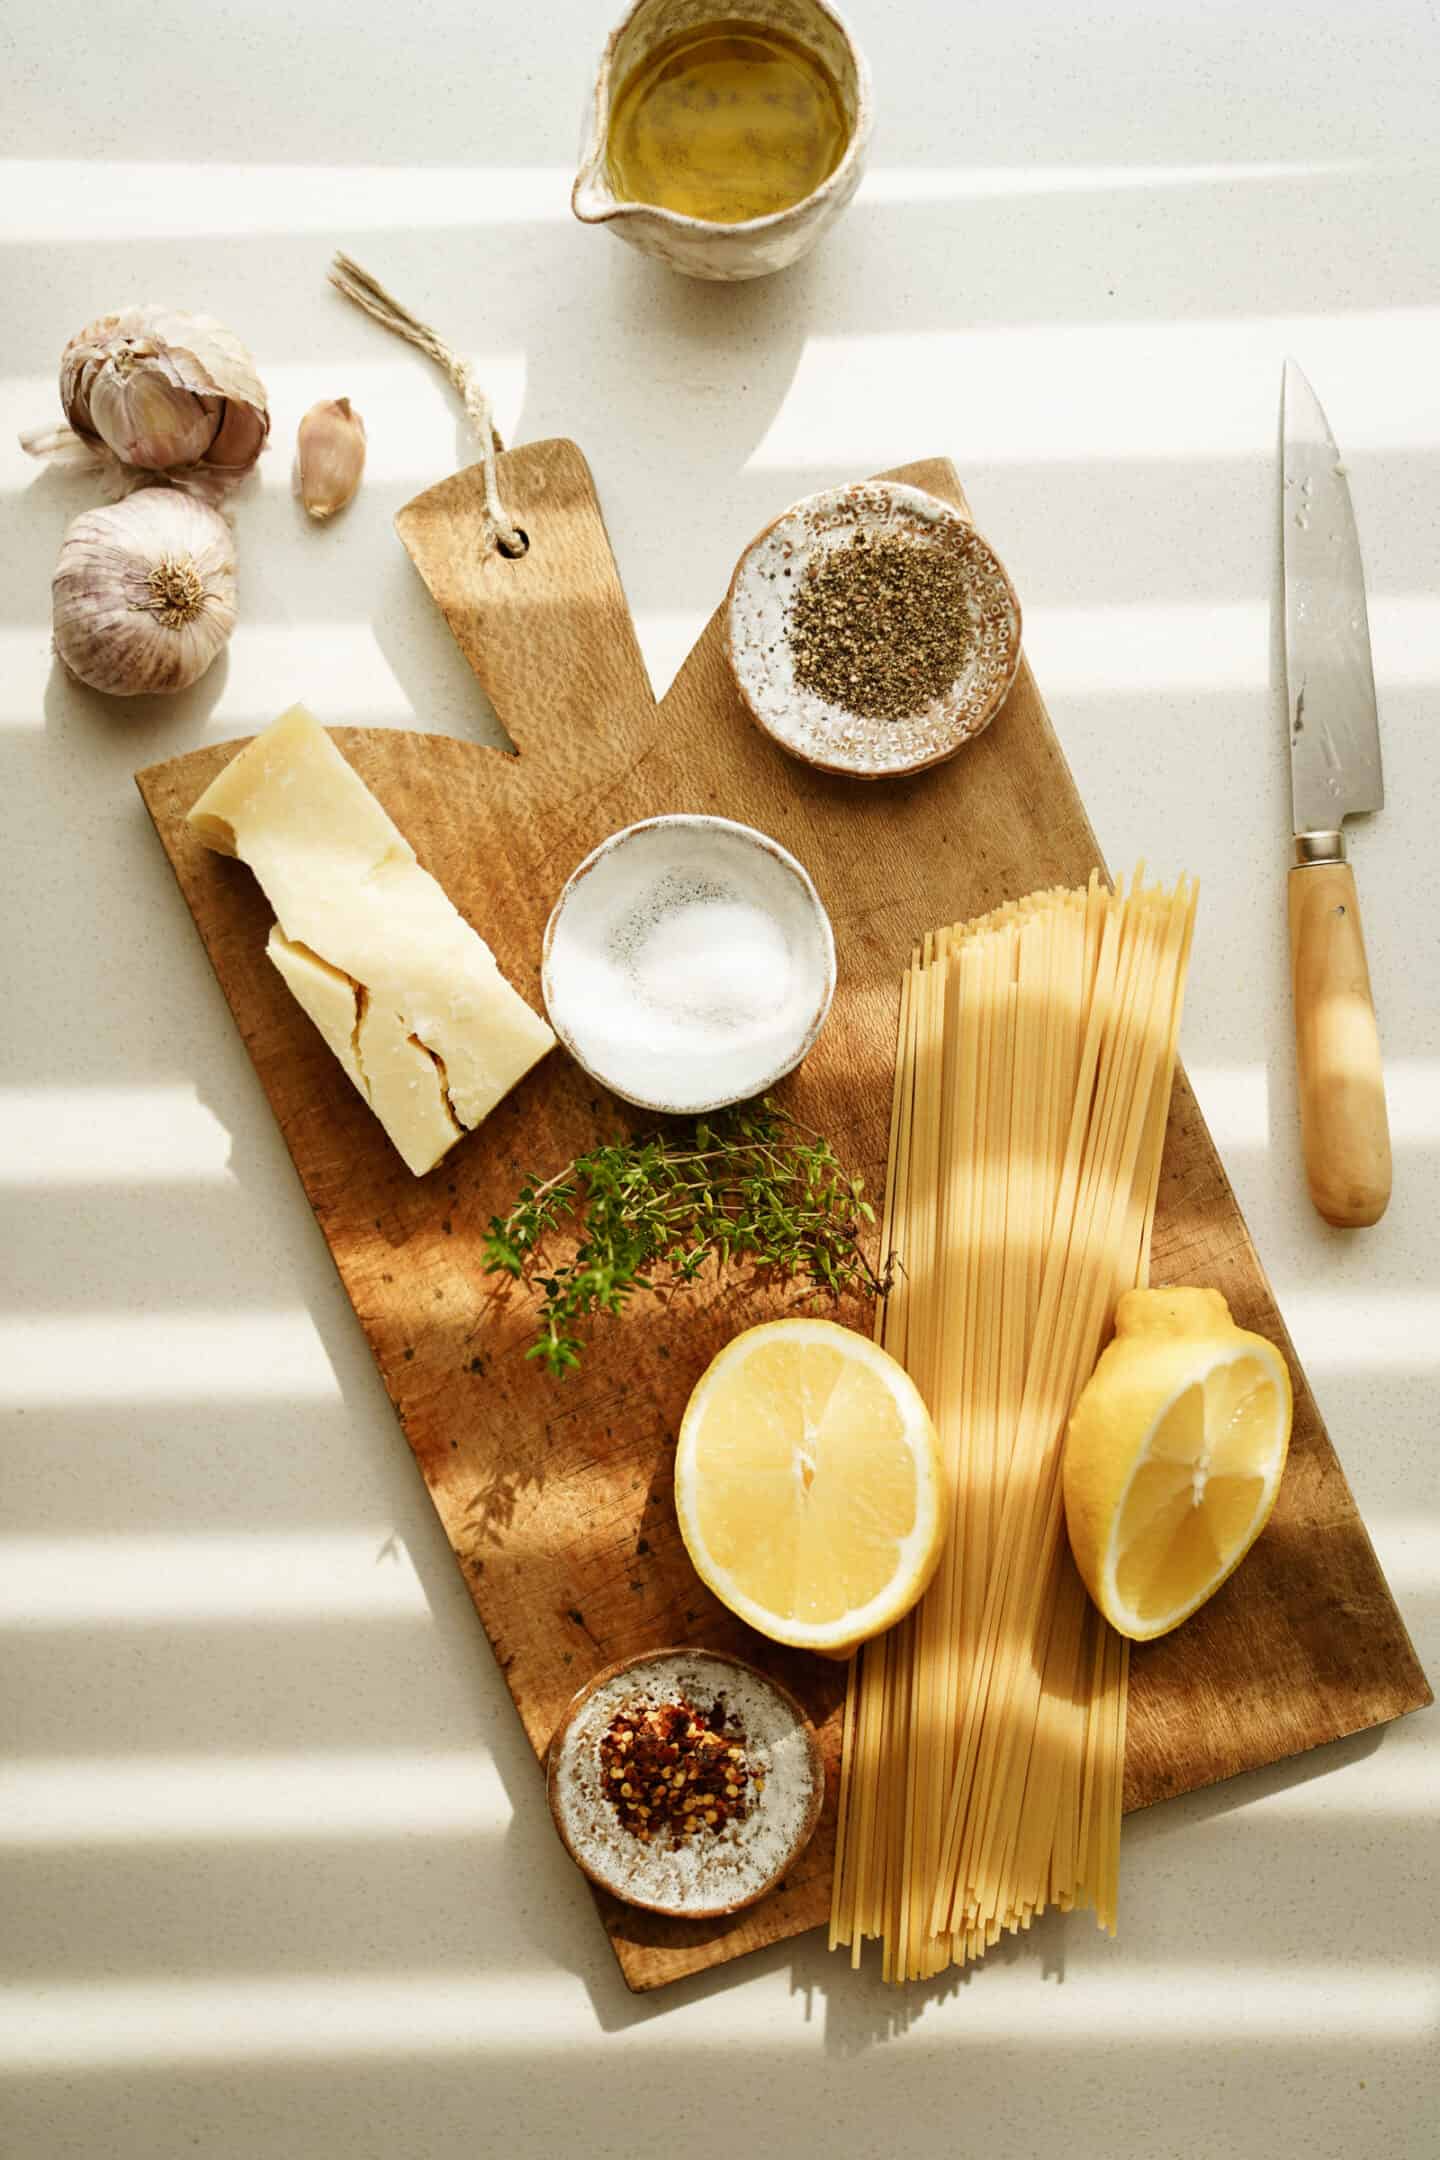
[1064,1288,1293,1641]
[675,1319,945,1655]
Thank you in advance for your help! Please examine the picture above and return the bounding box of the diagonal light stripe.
[0,1314,342,1406]
[748,310,1440,467]
[0,161,575,242]
[1267,1289,1440,1373]
[1022,595,1439,695]
[0,1531,431,1627]
[2,1737,1428,1856]
[5,592,1434,730]
[0,614,675,727]
[0,1968,1432,2069]
[3,157,1426,246]
[0,1086,233,1186]
[0,1752,505,1847]
[1187,1060,1440,1153]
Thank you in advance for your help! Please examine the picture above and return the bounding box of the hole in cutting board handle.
[497,528,530,560]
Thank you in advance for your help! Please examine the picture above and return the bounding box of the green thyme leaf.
[483,1099,892,1377]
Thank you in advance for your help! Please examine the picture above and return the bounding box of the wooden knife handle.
[1288,858,1392,1227]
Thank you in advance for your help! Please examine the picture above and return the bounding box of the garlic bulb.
[26,306,269,491]
[296,397,366,520]
[53,490,237,697]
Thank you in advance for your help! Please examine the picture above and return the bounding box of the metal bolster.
[1293,829,1347,867]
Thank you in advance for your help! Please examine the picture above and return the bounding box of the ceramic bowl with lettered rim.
[541,814,836,1115]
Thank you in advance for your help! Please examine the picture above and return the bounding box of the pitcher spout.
[571,158,625,227]
[572,2,630,228]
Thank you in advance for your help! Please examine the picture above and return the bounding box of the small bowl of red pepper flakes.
[547,1648,823,1918]
[599,1693,757,1845]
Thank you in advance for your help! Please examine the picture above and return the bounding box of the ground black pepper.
[598,1694,757,1847]
[788,527,979,721]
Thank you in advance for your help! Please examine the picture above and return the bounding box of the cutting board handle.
[1288,856,1392,1227]
[395,438,658,785]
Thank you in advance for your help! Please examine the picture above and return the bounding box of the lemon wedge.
[675,1319,945,1658]
[1063,1287,1293,1641]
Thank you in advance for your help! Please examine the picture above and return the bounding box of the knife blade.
[1280,360,1391,1227]
[1283,360,1385,836]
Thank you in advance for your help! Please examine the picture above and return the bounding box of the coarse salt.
[543,817,835,1114]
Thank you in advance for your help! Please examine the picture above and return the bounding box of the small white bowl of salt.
[542,815,836,1115]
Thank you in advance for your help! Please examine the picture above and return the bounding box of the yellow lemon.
[675,1319,945,1658]
[1064,1287,1293,1641]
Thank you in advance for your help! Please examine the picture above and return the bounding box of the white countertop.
[3,2,1436,2153]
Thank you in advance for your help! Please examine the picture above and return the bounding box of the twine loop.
[328,252,524,555]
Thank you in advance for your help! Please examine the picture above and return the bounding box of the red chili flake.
[598,1694,753,1848]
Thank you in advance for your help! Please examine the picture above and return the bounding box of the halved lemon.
[675,1319,945,1658]
[1063,1287,1293,1641]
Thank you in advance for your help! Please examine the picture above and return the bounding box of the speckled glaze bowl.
[541,813,836,1115]
[726,481,1025,780]
[546,1648,824,1917]
[572,0,873,281]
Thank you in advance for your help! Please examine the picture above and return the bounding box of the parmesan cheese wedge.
[264,932,367,1093]
[188,705,554,1175]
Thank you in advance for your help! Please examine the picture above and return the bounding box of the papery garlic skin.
[54,306,269,484]
[88,362,221,470]
[53,490,238,698]
[296,397,367,520]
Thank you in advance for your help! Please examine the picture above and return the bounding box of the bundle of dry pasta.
[830,870,1197,1980]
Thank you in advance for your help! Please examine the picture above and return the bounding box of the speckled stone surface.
[2,0,1436,2154]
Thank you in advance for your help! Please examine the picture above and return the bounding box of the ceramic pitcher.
[572,0,873,281]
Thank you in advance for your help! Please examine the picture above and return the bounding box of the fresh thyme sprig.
[482,1100,891,1378]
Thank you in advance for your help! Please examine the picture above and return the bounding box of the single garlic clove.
[207,396,270,474]
[52,488,238,698]
[296,397,366,521]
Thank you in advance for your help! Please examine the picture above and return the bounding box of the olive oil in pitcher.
[605,20,850,226]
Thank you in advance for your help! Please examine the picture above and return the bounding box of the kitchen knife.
[1281,359,1391,1227]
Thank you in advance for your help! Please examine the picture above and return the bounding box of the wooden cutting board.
[136,447,1430,1992]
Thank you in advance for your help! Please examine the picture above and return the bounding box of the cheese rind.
[192,706,554,1174]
